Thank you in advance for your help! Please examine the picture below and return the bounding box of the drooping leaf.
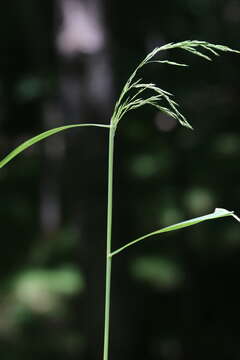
[0,123,109,168]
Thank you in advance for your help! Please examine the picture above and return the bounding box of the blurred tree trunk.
[55,1,113,359]
[40,102,65,236]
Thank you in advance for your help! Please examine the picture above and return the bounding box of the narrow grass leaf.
[0,123,110,168]
[110,208,238,256]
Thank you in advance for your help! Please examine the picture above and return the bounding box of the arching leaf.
[0,123,110,168]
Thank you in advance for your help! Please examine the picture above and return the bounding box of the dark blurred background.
[0,0,240,359]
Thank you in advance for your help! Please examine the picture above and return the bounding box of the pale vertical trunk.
[55,1,113,358]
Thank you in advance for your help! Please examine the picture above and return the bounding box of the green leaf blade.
[0,123,110,169]
[110,208,238,257]
[157,207,233,232]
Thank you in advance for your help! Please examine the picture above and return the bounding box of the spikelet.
[111,40,240,130]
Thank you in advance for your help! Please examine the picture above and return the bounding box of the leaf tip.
[214,207,233,215]
[232,213,240,222]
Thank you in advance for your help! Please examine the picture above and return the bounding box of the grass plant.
[1,40,240,359]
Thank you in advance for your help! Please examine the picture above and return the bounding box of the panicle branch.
[111,40,239,129]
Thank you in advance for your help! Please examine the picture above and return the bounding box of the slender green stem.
[103,124,115,360]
